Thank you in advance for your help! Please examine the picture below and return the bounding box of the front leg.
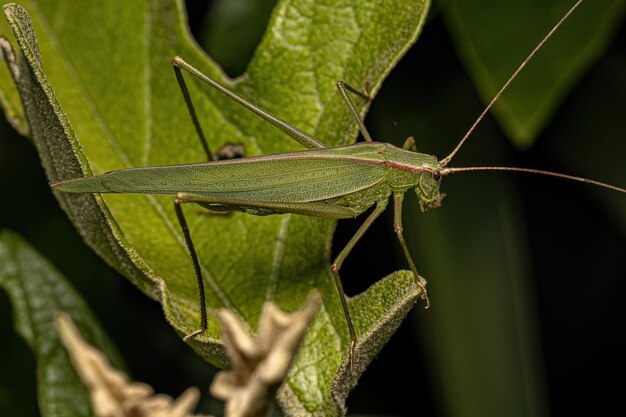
[393,192,430,307]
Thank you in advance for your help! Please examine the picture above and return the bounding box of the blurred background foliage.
[1,0,625,416]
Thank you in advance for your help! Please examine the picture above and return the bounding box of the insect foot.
[416,277,430,309]
[182,328,205,342]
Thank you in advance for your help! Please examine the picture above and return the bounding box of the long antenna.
[441,166,626,194]
[439,0,584,167]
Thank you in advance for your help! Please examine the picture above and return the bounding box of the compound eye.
[432,170,441,181]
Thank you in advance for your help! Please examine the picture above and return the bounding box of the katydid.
[52,0,624,364]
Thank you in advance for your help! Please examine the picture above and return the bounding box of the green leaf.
[443,0,626,147]
[0,230,122,417]
[0,1,430,414]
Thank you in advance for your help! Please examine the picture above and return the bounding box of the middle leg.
[393,193,430,307]
[331,201,387,367]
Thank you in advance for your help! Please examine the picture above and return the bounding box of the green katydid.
[52,0,624,363]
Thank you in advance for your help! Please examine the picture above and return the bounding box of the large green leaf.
[0,230,122,417]
[0,1,430,414]
[443,0,626,147]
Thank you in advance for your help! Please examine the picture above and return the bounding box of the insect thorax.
[326,181,393,215]
[385,149,444,212]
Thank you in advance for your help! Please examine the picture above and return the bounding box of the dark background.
[1,1,624,416]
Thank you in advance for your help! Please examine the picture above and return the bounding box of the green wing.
[53,144,389,204]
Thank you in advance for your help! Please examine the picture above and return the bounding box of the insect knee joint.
[175,192,189,203]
